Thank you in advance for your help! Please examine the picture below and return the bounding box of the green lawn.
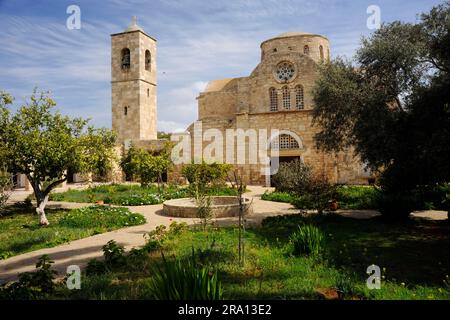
[262,185,449,212]
[262,186,379,210]
[49,184,241,206]
[0,205,145,260]
[54,214,450,300]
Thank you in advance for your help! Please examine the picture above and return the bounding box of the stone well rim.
[163,196,252,208]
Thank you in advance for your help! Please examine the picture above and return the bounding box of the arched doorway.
[266,131,303,187]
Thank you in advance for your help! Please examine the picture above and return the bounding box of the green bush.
[336,185,378,209]
[143,222,189,251]
[121,146,172,187]
[375,191,417,220]
[104,192,163,206]
[262,186,379,210]
[290,224,325,256]
[0,255,57,300]
[261,191,295,203]
[414,184,450,211]
[102,240,126,267]
[271,159,312,193]
[182,161,232,186]
[148,252,223,300]
[59,205,146,229]
[334,273,356,300]
[143,225,168,251]
[86,240,129,276]
[86,258,108,276]
[50,184,238,206]
[269,160,336,213]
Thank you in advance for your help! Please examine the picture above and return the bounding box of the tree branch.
[43,177,67,196]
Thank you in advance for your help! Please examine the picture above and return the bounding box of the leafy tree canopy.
[121,144,172,188]
[312,2,450,192]
[0,89,116,225]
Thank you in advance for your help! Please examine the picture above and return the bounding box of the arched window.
[277,134,300,149]
[124,106,128,116]
[121,48,131,70]
[269,87,278,111]
[282,86,290,110]
[295,85,304,110]
[147,88,150,97]
[319,45,324,61]
[145,50,151,71]
[304,45,310,55]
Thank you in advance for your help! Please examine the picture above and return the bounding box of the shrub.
[375,191,417,220]
[121,146,172,187]
[143,225,168,251]
[334,273,356,300]
[104,192,163,206]
[271,159,312,193]
[182,161,232,189]
[261,191,295,203]
[148,251,223,300]
[270,161,336,213]
[168,221,189,237]
[59,205,146,229]
[335,185,378,209]
[0,255,57,300]
[86,240,127,275]
[292,175,337,214]
[103,240,126,267]
[86,259,108,276]
[290,224,325,256]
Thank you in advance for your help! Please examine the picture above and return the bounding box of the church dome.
[264,31,328,43]
[276,31,314,38]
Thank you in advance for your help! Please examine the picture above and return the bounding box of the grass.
[49,184,242,206]
[0,205,146,260]
[262,185,379,210]
[48,214,450,300]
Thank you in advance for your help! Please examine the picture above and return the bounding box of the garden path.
[0,185,446,283]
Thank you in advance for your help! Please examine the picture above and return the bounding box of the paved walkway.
[0,185,447,283]
[0,186,294,283]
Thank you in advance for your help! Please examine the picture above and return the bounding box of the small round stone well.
[163,196,253,218]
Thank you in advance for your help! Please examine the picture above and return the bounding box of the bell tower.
[111,17,157,145]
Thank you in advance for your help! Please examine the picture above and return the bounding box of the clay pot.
[329,200,339,211]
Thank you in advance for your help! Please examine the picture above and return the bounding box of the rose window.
[275,62,295,82]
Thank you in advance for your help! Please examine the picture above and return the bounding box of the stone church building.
[111,19,370,186]
[187,31,371,185]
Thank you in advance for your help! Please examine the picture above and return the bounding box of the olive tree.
[0,90,116,225]
[312,2,450,212]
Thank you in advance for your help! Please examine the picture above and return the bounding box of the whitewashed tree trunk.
[36,194,50,226]
[27,174,66,227]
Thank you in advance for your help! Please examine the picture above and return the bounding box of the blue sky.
[0,0,444,132]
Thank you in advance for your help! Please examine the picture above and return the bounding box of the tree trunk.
[36,193,50,226]
[27,175,66,226]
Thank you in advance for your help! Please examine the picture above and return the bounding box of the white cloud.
[3,0,420,134]
[158,81,208,132]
